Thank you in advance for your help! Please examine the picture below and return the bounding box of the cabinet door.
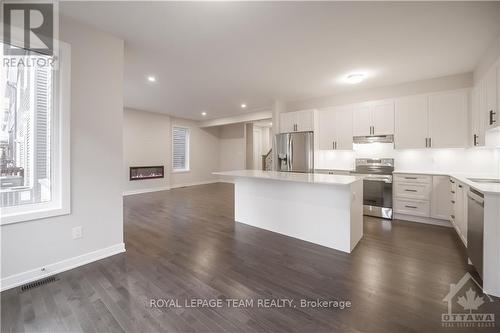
[296,110,315,132]
[317,109,337,150]
[454,183,467,245]
[353,105,372,136]
[485,66,498,130]
[428,90,467,148]
[470,86,485,147]
[335,106,354,150]
[279,112,297,133]
[431,176,451,220]
[395,95,428,149]
[372,101,394,135]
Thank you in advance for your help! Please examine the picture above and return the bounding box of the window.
[172,126,189,172]
[0,42,70,225]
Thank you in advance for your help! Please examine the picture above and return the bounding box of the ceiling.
[60,1,500,120]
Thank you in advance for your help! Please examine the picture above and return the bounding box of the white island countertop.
[214,170,364,186]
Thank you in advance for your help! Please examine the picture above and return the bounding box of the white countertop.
[214,170,364,186]
[394,170,500,195]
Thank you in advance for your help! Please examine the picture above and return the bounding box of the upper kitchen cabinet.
[279,109,316,133]
[428,90,468,148]
[484,64,498,130]
[470,86,485,147]
[318,106,353,150]
[353,100,394,136]
[395,90,468,149]
[395,95,428,149]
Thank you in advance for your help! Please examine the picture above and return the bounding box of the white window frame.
[171,126,190,173]
[0,40,71,225]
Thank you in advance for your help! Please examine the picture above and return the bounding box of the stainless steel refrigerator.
[274,131,314,173]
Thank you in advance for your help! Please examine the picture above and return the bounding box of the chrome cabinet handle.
[429,137,432,147]
[405,205,418,209]
[451,190,455,194]
[425,138,428,147]
[404,176,417,179]
[451,200,455,204]
[404,189,417,192]
[458,184,463,188]
[473,134,478,146]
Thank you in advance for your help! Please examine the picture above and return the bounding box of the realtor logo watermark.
[442,272,495,328]
[3,1,54,55]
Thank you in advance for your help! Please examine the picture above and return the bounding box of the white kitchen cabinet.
[318,106,353,150]
[470,86,485,147]
[279,110,316,133]
[452,180,468,246]
[353,105,372,136]
[428,90,468,148]
[484,65,498,130]
[395,95,428,149]
[395,90,468,149]
[279,112,296,133]
[353,100,394,136]
[430,176,451,220]
[372,101,395,135]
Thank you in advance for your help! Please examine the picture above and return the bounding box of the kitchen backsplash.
[316,143,500,177]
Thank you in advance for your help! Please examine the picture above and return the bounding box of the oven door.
[363,177,393,219]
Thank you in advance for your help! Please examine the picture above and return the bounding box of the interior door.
[317,108,337,150]
[353,105,372,136]
[395,95,428,149]
[372,101,394,135]
[428,90,467,148]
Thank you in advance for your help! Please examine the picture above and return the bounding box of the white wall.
[316,144,500,177]
[1,18,124,287]
[123,108,170,194]
[218,123,246,171]
[170,117,220,187]
[287,73,472,111]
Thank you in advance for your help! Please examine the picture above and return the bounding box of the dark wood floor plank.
[2,182,500,332]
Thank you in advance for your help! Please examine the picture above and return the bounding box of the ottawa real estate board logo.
[442,272,495,328]
[2,1,54,56]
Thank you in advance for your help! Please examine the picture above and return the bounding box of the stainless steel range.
[351,158,394,219]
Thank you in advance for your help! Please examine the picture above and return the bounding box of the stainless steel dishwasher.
[467,188,484,279]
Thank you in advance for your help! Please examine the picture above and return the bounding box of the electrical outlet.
[72,226,82,239]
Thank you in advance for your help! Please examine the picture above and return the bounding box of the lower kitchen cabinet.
[430,175,452,220]
[394,173,452,225]
[450,178,468,246]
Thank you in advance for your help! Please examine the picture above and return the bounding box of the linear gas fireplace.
[129,166,164,181]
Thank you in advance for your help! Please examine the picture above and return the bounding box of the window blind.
[172,127,189,170]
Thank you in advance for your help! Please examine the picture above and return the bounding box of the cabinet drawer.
[394,198,430,217]
[394,174,432,184]
[394,182,431,200]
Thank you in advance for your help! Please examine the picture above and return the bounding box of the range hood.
[353,134,394,144]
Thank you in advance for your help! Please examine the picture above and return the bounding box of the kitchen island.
[214,170,364,253]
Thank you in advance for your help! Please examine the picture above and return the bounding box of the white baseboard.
[170,180,219,189]
[0,243,125,292]
[123,186,170,196]
[394,213,452,227]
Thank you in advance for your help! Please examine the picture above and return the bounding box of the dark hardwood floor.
[2,182,499,332]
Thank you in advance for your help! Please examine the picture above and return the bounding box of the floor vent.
[19,276,59,293]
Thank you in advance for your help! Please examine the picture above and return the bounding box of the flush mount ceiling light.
[241,103,247,109]
[201,111,207,116]
[345,73,365,84]
[147,75,156,82]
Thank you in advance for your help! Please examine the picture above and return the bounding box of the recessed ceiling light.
[345,73,365,84]
[241,103,247,109]
[201,111,207,116]
[147,75,156,82]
